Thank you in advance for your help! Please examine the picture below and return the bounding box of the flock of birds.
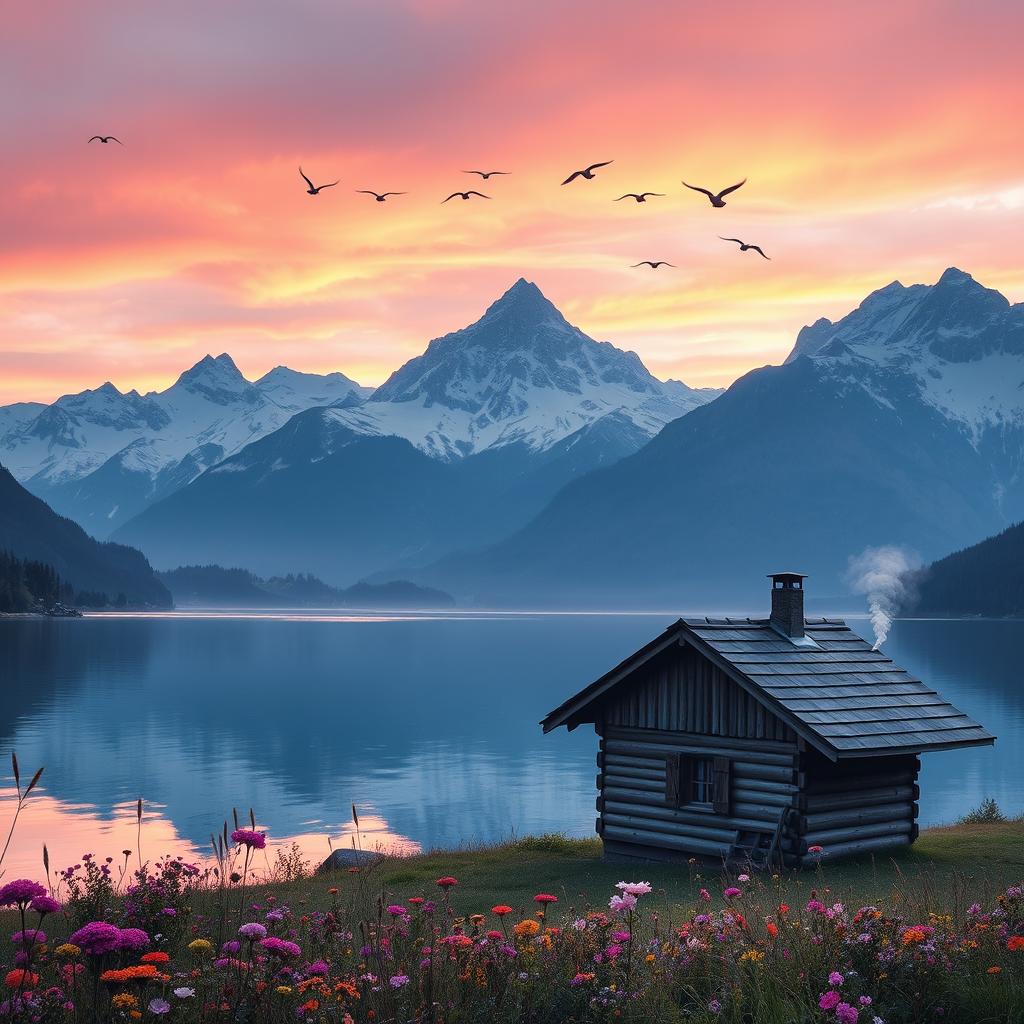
[88,138,770,264]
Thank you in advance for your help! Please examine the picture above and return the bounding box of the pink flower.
[835,1003,859,1024]
[723,887,742,900]
[819,990,841,1011]
[259,936,301,957]
[699,888,711,902]
[829,971,845,986]
[737,874,750,883]
[386,905,407,917]
[231,829,267,850]
[615,881,652,897]
[609,893,637,914]
[533,893,558,904]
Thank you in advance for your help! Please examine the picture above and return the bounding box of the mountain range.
[420,268,1024,606]
[107,280,719,580]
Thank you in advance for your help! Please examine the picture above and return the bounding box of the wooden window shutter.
[665,753,682,806]
[712,756,731,814]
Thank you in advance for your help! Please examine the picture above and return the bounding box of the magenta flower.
[259,936,301,958]
[28,895,61,916]
[386,905,406,917]
[307,961,329,977]
[829,971,845,986]
[231,828,267,850]
[69,921,122,956]
[10,930,46,946]
[723,887,742,900]
[0,880,46,908]
[819,990,841,1011]
[117,928,150,951]
[835,1003,859,1024]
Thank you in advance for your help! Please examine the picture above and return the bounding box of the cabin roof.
[540,617,995,760]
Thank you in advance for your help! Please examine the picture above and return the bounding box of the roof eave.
[833,735,996,758]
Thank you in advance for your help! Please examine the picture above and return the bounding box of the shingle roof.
[541,616,995,760]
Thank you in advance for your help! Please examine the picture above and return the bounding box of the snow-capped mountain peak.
[786,267,1024,439]
[170,353,255,405]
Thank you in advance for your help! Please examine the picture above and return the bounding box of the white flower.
[737,874,750,883]
[572,918,587,931]
[173,988,195,999]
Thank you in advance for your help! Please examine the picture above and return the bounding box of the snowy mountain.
[325,279,719,460]
[424,268,1024,606]
[0,355,368,536]
[112,281,719,580]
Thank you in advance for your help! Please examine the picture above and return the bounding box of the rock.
[318,848,384,874]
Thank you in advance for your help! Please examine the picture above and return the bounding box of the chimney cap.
[767,571,808,582]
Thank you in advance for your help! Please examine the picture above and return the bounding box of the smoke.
[845,545,921,649]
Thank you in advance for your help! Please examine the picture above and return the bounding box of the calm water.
[0,612,1020,878]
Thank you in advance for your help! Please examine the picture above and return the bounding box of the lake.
[0,612,1020,879]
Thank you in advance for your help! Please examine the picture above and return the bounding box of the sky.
[1,0,1023,405]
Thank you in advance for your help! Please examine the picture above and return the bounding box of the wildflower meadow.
[1,757,1023,1024]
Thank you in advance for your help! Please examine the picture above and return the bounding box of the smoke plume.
[845,545,921,649]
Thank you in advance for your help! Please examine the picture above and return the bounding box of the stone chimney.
[768,572,807,638]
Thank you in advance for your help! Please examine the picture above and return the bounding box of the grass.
[256,819,1024,921]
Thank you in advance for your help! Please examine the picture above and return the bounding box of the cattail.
[233,808,239,830]
[352,804,359,830]
[26,766,44,797]
[249,808,255,829]
[11,752,19,795]
[136,797,143,823]
[42,844,49,873]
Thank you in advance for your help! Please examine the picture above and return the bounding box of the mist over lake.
[0,612,1017,878]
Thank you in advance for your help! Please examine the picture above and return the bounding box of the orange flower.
[1007,936,1024,952]
[299,999,319,1013]
[901,927,927,946]
[513,919,540,937]
[101,965,160,984]
[327,887,339,895]
[988,966,1002,974]
[140,952,170,964]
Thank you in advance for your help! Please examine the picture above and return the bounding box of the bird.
[463,170,509,180]
[88,135,122,145]
[682,178,746,207]
[615,192,665,203]
[299,168,339,195]
[632,261,675,269]
[356,190,406,202]
[442,191,490,203]
[719,237,770,259]
[561,160,614,185]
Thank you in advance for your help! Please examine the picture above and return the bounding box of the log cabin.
[541,573,995,867]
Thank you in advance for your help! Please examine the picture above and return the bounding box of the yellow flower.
[55,943,81,957]
[112,994,139,1011]
[277,986,293,995]
[738,950,764,963]
[187,939,213,954]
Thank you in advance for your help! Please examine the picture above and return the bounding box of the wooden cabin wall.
[597,726,802,864]
[602,644,797,742]
[795,749,920,859]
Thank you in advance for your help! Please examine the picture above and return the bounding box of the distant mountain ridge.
[0,464,170,607]
[421,268,1024,606]
[111,281,720,582]
[0,355,369,537]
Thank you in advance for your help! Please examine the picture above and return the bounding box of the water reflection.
[0,613,1017,878]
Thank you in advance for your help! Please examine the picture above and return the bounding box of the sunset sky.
[2,0,1023,405]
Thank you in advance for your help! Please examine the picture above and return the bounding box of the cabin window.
[666,753,731,814]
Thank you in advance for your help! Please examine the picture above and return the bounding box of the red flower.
[779,904,790,915]
[5,969,38,989]
[436,876,458,890]
[491,905,513,916]
[533,893,558,904]
[140,952,170,964]
[408,897,425,906]
[766,921,779,938]
[1008,936,1024,952]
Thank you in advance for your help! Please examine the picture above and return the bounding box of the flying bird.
[88,135,122,145]
[719,237,770,259]
[356,190,407,202]
[561,160,614,185]
[299,168,339,195]
[463,170,509,179]
[442,191,490,203]
[632,261,675,269]
[615,192,665,203]
[682,178,746,207]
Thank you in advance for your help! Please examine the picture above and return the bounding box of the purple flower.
[221,941,241,955]
[259,936,301,958]
[68,921,122,956]
[160,908,177,917]
[835,1003,859,1024]
[148,999,171,1015]
[708,999,722,1014]
[231,829,267,850]
[388,974,410,989]
[10,930,46,946]
[723,887,742,900]
[28,896,61,916]
[0,880,46,908]
[117,928,150,951]
[829,971,845,986]
[386,905,406,917]
[307,961,329,977]
[238,923,267,941]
